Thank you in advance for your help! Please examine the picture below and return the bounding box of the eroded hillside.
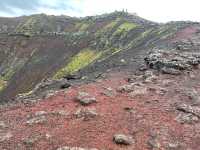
[0,11,199,103]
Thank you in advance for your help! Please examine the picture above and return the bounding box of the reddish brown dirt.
[171,26,199,42]
[0,70,200,150]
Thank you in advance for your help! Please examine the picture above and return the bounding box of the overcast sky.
[0,0,199,23]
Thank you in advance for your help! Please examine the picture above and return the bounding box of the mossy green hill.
[0,11,199,102]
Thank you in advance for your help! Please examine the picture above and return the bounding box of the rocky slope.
[1,11,200,149]
[0,11,200,102]
[1,52,200,149]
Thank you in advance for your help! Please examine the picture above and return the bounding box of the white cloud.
[0,0,199,22]
[74,0,200,22]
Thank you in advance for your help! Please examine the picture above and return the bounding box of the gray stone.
[79,97,97,106]
[26,116,47,125]
[117,84,134,93]
[76,92,97,106]
[113,134,134,145]
[102,87,116,97]
[176,113,199,124]
[23,134,42,146]
[144,50,200,74]
[57,146,99,150]
[176,103,200,118]
[74,108,98,120]
[147,138,161,149]
[0,121,8,129]
[161,67,182,75]
[0,132,13,142]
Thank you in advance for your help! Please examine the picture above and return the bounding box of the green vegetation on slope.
[75,22,91,32]
[0,79,7,92]
[103,18,121,30]
[15,14,60,36]
[54,49,102,79]
[113,22,137,35]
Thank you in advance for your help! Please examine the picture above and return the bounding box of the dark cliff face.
[0,11,199,102]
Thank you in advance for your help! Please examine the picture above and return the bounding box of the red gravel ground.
[171,25,199,42]
[0,70,200,150]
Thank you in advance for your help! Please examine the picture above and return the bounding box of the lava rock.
[161,67,182,75]
[76,92,97,106]
[26,116,47,125]
[60,82,71,89]
[57,147,98,150]
[113,134,134,145]
[74,108,98,121]
[79,97,97,106]
[0,121,8,129]
[144,50,200,74]
[0,132,13,142]
[63,73,82,80]
[176,113,198,124]
[176,103,200,118]
[101,87,116,97]
[117,84,135,93]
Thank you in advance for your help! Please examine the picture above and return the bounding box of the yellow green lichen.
[54,49,102,79]
[16,17,38,36]
[141,28,153,37]
[3,69,15,81]
[75,22,90,31]
[103,18,121,30]
[0,78,7,92]
[113,22,137,35]
[97,48,122,62]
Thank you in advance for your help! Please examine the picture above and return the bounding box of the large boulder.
[144,49,200,74]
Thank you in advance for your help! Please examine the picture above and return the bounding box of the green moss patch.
[113,22,137,35]
[75,22,90,31]
[54,49,102,79]
[103,18,121,30]
[0,79,7,92]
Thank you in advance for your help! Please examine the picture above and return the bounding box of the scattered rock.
[117,84,134,93]
[117,82,143,93]
[176,103,200,118]
[63,73,82,80]
[35,111,48,116]
[167,142,182,150]
[26,116,47,125]
[144,50,200,74]
[139,64,148,71]
[51,110,69,116]
[74,108,98,121]
[101,87,116,97]
[0,132,13,142]
[147,138,161,150]
[113,134,134,145]
[124,107,136,113]
[184,88,200,105]
[162,79,174,87]
[161,67,182,75]
[76,92,97,106]
[0,121,8,129]
[77,92,90,98]
[16,78,71,102]
[57,146,98,150]
[60,82,71,89]
[129,87,147,97]
[176,113,199,124]
[23,134,42,146]
[79,97,97,106]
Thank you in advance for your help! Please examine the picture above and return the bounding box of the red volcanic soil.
[171,25,199,42]
[0,70,200,150]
